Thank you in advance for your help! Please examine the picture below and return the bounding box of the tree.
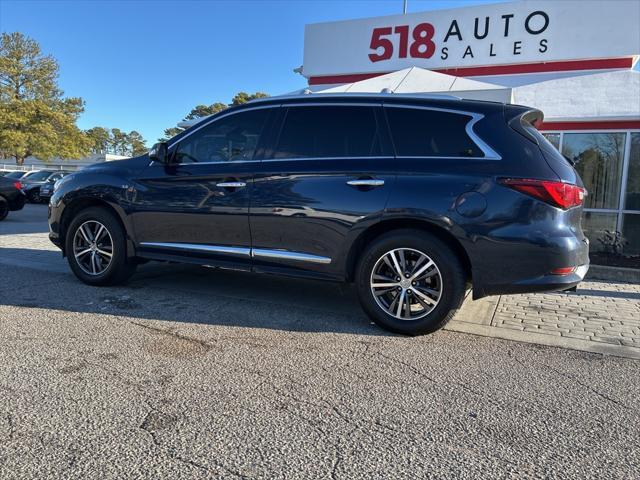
[184,102,227,120]
[159,127,184,143]
[0,32,88,165]
[85,126,111,154]
[110,128,129,156]
[231,91,269,105]
[158,93,269,142]
[127,130,147,156]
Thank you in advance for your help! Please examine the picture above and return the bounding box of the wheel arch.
[345,218,472,283]
[59,197,134,257]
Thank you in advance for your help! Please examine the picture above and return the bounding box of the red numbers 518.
[368,23,436,63]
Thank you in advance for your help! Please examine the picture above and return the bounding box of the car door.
[249,103,396,279]
[131,106,273,267]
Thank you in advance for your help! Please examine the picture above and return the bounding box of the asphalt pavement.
[0,205,639,479]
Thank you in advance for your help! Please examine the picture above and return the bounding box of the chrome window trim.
[139,242,251,257]
[252,248,332,264]
[383,103,502,160]
[139,242,332,265]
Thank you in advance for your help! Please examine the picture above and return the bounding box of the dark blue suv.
[48,94,589,335]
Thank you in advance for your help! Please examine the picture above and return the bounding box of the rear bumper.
[474,263,589,298]
[8,192,26,211]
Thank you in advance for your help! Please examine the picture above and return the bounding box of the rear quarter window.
[385,107,483,158]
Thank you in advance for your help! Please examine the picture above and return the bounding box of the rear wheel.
[65,207,137,285]
[356,229,466,335]
[0,197,8,221]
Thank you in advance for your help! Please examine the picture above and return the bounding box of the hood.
[78,154,150,177]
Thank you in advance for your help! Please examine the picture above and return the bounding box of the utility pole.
[403,0,408,14]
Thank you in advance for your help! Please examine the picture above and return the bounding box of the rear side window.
[386,107,483,158]
[274,106,382,159]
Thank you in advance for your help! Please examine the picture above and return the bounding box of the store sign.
[302,0,640,78]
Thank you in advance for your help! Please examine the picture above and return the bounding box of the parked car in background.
[2,171,27,180]
[22,170,71,203]
[0,175,27,221]
[48,94,589,335]
[39,171,73,202]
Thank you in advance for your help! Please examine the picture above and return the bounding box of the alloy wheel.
[370,248,442,320]
[72,220,114,275]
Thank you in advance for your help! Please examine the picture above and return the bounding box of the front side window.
[562,132,626,210]
[273,106,382,159]
[174,108,269,163]
[386,107,483,158]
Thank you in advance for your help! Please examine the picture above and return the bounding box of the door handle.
[216,181,246,188]
[347,179,385,187]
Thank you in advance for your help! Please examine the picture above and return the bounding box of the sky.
[0,0,520,143]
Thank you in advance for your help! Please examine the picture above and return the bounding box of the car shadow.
[0,250,390,336]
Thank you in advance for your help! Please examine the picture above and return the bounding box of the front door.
[250,103,396,279]
[130,107,272,267]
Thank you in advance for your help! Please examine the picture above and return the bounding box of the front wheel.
[356,229,466,335]
[65,207,137,286]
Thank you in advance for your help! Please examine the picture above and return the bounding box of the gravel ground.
[0,205,639,479]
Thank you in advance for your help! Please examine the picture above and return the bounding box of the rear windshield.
[4,171,25,179]
[521,118,572,166]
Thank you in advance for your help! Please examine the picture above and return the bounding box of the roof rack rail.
[249,92,463,103]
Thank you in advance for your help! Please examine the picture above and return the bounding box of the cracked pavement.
[0,205,639,479]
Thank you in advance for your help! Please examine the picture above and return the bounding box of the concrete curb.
[446,320,640,360]
[587,265,640,283]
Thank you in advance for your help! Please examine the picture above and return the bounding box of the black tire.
[0,197,8,221]
[27,188,40,203]
[64,207,137,286]
[356,229,466,335]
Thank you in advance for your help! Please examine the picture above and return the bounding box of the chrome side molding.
[139,242,331,264]
[251,248,331,264]
[139,242,251,256]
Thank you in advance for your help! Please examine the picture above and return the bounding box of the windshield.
[24,171,54,182]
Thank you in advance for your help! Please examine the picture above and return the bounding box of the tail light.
[13,181,22,190]
[498,178,585,210]
[550,266,576,275]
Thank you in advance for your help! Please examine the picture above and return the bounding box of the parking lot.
[1,205,639,479]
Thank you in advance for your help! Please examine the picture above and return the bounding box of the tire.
[0,197,8,221]
[355,229,466,335]
[64,207,137,286]
[27,188,40,203]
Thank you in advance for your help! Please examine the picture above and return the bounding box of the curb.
[446,319,640,360]
[586,265,640,283]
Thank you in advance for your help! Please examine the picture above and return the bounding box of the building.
[299,0,640,262]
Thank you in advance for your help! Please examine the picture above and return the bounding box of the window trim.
[383,103,502,160]
[158,101,502,165]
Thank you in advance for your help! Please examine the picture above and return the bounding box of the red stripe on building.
[539,120,640,131]
[308,57,635,85]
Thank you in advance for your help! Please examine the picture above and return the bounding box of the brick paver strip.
[450,282,640,360]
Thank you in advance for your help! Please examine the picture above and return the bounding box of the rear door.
[131,106,273,267]
[249,103,396,279]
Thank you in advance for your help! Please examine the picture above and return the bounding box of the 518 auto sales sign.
[302,0,639,81]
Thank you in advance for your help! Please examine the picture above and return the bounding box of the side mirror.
[149,142,169,163]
